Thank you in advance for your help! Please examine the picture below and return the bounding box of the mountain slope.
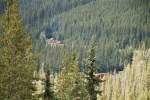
[20,0,94,38]
[20,0,150,72]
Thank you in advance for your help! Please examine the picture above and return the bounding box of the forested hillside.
[20,0,94,38]
[0,0,149,99]
[20,0,150,72]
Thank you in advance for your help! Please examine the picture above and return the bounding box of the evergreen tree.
[44,69,56,100]
[85,43,104,100]
[0,0,36,99]
[55,52,89,100]
[100,49,150,100]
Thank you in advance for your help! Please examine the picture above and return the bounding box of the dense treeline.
[19,0,150,72]
[20,0,94,38]
[99,49,150,100]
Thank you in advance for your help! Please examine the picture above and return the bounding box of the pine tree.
[0,0,36,99]
[100,49,150,100]
[85,43,104,100]
[55,52,89,100]
[44,69,56,100]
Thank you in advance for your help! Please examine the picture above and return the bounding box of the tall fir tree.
[55,52,89,100]
[85,43,104,100]
[0,0,36,99]
[44,69,56,100]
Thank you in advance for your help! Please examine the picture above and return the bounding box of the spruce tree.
[0,0,36,99]
[55,52,89,100]
[44,69,55,100]
[85,43,104,100]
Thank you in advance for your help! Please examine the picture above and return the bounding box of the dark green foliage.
[18,0,150,73]
[19,0,94,40]
[85,43,103,100]
[44,70,56,100]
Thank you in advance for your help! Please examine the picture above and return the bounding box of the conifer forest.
[0,0,150,100]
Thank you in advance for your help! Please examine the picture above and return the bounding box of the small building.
[47,38,64,46]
